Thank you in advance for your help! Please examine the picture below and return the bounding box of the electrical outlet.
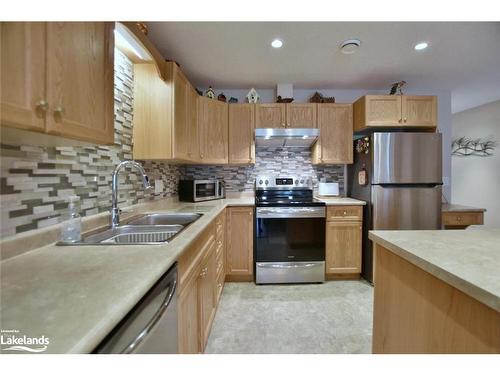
[154,179,164,194]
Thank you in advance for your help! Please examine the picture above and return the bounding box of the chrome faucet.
[111,160,151,228]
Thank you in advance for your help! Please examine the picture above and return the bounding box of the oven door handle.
[258,263,320,269]
[256,207,325,218]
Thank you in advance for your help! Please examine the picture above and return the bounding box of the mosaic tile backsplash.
[183,148,344,192]
[0,50,180,238]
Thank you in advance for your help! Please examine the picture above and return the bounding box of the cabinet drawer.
[442,212,483,226]
[327,206,363,222]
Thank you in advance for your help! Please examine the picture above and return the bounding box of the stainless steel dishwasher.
[96,263,178,354]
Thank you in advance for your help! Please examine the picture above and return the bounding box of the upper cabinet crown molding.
[353,95,437,132]
[1,22,115,145]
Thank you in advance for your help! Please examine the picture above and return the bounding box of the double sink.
[59,213,202,246]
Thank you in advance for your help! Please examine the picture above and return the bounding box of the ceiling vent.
[340,39,361,54]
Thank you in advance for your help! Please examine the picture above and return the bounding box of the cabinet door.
[286,103,316,128]
[199,98,228,164]
[365,95,402,126]
[45,22,114,144]
[133,64,173,159]
[0,22,46,131]
[255,103,286,128]
[198,242,217,350]
[173,67,189,160]
[402,96,437,127]
[178,272,200,354]
[316,104,353,164]
[228,104,255,164]
[325,221,362,274]
[226,207,254,277]
[187,87,199,162]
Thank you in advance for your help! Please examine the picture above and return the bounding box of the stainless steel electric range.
[254,175,326,284]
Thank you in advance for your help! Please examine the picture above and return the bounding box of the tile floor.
[205,280,374,354]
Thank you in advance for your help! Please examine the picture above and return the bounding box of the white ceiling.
[146,22,500,113]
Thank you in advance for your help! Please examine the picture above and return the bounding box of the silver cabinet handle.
[35,99,49,112]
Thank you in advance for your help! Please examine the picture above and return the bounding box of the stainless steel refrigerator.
[347,132,443,283]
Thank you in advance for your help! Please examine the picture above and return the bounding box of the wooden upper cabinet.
[354,95,437,132]
[255,103,286,128]
[198,97,228,164]
[226,206,254,278]
[313,104,353,165]
[286,103,316,128]
[228,104,255,164]
[45,22,114,144]
[0,22,46,132]
[133,64,172,159]
[402,96,437,127]
[172,66,190,160]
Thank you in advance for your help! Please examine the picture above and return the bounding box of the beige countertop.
[442,203,486,213]
[369,230,500,312]
[0,197,253,353]
[0,193,365,353]
[314,196,366,205]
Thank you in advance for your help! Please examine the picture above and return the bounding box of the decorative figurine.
[389,81,406,95]
[310,92,323,103]
[309,92,335,103]
[217,93,227,102]
[276,96,294,103]
[228,97,238,103]
[205,86,216,99]
[246,88,260,103]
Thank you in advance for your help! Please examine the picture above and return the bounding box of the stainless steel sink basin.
[127,213,201,226]
[58,225,183,245]
[57,212,202,246]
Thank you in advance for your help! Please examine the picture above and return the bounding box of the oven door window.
[195,183,216,198]
[255,217,325,262]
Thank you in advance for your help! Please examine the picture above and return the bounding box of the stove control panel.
[256,175,312,189]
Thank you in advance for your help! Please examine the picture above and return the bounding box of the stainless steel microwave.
[178,179,226,202]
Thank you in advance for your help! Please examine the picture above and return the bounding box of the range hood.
[255,128,319,148]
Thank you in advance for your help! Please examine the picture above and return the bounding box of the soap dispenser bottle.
[60,195,82,243]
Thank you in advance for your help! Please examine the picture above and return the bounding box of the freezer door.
[372,132,442,184]
[372,185,442,229]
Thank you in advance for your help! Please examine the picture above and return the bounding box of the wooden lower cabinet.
[177,210,227,353]
[225,206,254,281]
[325,206,363,278]
[198,240,217,349]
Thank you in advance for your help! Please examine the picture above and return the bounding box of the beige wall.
[452,100,500,228]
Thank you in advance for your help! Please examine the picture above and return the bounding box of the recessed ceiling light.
[414,42,429,51]
[340,39,361,54]
[271,39,283,48]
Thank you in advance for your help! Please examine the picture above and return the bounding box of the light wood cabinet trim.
[121,22,168,82]
[228,103,255,164]
[255,103,286,128]
[44,22,115,144]
[172,64,190,160]
[285,103,317,128]
[178,263,201,354]
[0,22,46,132]
[226,206,254,277]
[373,244,500,353]
[198,239,217,350]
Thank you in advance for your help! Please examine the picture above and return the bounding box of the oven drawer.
[256,206,325,219]
[256,262,325,284]
[327,206,363,222]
